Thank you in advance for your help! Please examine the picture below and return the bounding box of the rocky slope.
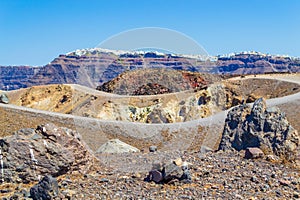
[0,49,299,90]
[7,83,226,123]
[96,68,221,95]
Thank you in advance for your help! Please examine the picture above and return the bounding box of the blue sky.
[0,0,300,66]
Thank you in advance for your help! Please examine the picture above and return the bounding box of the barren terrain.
[1,73,299,151]
[0,73,300,199]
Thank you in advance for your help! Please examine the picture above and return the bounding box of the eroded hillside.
[96,68,222,95]
[6,75,300,124]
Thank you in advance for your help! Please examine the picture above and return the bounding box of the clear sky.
[1,0,300,66]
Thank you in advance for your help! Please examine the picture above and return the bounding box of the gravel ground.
[52,151,300,199]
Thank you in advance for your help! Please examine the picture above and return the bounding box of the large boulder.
[219,98,300,161]
[0,123,96,184]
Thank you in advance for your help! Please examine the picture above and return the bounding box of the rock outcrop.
[219,98,300,162]
[0,123,96,183]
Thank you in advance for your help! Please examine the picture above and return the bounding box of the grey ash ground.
[55,151,300,199]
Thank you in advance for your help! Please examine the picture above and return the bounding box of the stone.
[219,98,300,162]
[275,190,281,197]
[132,172,141,179]
[200,146,213,154]
[244,147,264,159]
[173,158,183,166]
[162,162,183,182]
[180,162,192,183]
[61,179,72,187]
[279,179,291,186]
[0,93,9,104]
[149,146,157,152]
[266,154,279,162]
[99,178,109,183]
[30,175,59,200]
[61,189,76,199]
[96,139,140,153]
[293,192,300,198]
[0,123,96,183]
[250,176,258,183]
[0,189,11,193]
[149,170,163,183]
[147,158,192,184]
[21,189,30,197]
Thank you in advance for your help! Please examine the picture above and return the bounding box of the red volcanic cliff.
[0,49,299,90]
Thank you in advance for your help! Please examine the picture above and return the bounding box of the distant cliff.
[0,66,39,90]
[0,49,299,90]
[217,52,300,74]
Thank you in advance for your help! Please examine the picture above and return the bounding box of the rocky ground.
[1,150,300,199]
[63,151,300,199]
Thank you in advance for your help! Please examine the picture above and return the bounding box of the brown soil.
[224,78,300,108]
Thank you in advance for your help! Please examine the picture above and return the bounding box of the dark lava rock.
[30,175,58,200]
[147,158,191,183]
[148,170,163,183]
[0,123,95,183]
[219,98,299,162]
